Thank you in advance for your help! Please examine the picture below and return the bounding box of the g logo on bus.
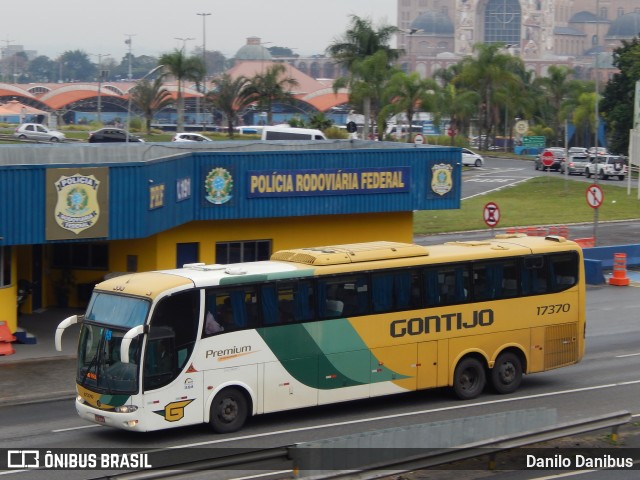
[154,399,194,422]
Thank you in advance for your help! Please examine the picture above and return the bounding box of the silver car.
[560,154,589,175]
[14,123,65,142]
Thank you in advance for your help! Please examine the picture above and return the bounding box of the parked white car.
[461,148,484,167]
[14,123,65,142]
[172,132,213,142]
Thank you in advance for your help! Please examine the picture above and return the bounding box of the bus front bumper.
[76,398,145,431]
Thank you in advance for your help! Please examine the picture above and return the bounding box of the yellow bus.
[55,236,585,433]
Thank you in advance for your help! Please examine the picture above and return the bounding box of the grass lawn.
[414,175,640,235]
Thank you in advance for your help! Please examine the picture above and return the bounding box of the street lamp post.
[197,13,211,131]
[92,53,111,124]
[125,34,136,81]
[126,65,165,142]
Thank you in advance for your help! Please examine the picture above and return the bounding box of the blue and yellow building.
[0,141,462,333]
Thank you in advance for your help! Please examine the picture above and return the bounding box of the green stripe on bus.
[258,320,407,389]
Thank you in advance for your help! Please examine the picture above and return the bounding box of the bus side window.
[522,256,546,295]
[548,253,578,292]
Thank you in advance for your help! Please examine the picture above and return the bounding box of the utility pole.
[125,34,136,80]
[92,53,111,124]
[197,13,211,131]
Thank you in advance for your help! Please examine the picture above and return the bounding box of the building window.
[215,240,271,264]
[484,0,522,46]
[51,243,108,269]
[0,246,11,287]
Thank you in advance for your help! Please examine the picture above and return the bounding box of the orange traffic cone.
[609,253,630,286]
[0,320,16,356]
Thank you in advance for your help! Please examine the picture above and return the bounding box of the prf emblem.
[431,163,453,196]
[153,399,194,422]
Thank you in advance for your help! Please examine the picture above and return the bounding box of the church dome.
[569,11,600,23]
[410,11,454,35]
[235,37,272,61]
[607,12,640,39]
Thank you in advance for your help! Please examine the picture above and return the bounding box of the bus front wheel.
[453,357,486,400]
[210,387,248,433]
[491,352,523,394]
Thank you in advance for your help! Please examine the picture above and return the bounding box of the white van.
[261,126,327,140]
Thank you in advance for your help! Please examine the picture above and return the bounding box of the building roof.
[607,12,640,39]
[410,11,455,35]
[225,60,347,111]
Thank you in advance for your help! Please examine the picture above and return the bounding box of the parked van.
[261,126,327,140]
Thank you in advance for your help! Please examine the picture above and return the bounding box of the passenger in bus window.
[205,298,234,335]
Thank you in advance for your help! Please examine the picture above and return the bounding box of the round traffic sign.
[414,134,424,145]
[346,121,357,133]
[586,184,604,209]
[541,150,555,167]
[483,202,501,228]
[515,120,528,135]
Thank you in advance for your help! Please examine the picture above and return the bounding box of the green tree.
[158,49,205,131]
[27,55,56,82]
[243,64,299,125]
[600,37,640,155]
[572,91,598,148]
[307,112,333,131]
[533,65,576,146]
[455,44,523,150]
[327,15,401,139]
[59,50,95,81]
[337,50,399,140]
[129,76,173,134]
[205,73,253,138]
[381,71,437,142]
[436,82,479,145]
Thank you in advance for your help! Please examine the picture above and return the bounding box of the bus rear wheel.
[210,388,248,433]
[491,352,523,394]
[453,357,486,400]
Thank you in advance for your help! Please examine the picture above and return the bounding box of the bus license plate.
[95,414,105,423]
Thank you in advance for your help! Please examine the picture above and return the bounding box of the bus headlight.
[77,395,86,405]
[115,405,138,413]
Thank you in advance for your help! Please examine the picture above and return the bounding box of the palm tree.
[206,73,253,138]
[129,76,173,134]
[455,43,523,150]
[158,49,205,132]
[381,71,438,142]
[336,50,399,140]
[436,82,479,145]
[327,15,401,139]
[534,65,575,146]
[243,64,299,125]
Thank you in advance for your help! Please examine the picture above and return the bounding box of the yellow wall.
[24,212,412,316]
[112,212,413,271]
[0,248,17,332]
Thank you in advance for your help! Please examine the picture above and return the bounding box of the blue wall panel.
[0,145,461,245]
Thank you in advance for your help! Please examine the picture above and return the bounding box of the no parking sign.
[483,202,500,228]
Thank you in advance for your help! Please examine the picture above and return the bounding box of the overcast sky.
[6,0,397,62]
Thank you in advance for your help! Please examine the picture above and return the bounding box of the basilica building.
[396,0,640,78]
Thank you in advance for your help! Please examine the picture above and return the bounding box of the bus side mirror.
[55,315,81,352]
[121,325,148,364]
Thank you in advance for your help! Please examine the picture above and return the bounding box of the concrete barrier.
[582,244,640,285]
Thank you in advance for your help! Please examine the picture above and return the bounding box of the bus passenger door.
[417,341,439,389]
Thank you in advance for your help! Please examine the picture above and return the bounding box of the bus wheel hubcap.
[220,398,237,422]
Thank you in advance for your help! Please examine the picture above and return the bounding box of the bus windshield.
[77,292,150,394]
[85,292,150,328]
[77,324,141,394]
